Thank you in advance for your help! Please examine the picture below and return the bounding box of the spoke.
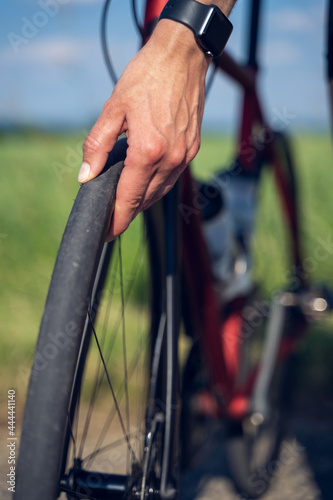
[72,376,81,458]
[102,237,147,366]
[77,313,107,458]
[135,293,144,455]
[99,251,119,348]
[88,238,147,407]
[71,245,118,460]
[89,310,138,465]
[84,338,149,469]
[147,312,166,420]
[135,228,147,460]
[118,237,130,441]
[84,405,117,468]
[69,221,152,480]
[77,254,119,458]
[75,239,126,460]
[77,238,148,471]
[82,430,144,465]
[66,410,78,465]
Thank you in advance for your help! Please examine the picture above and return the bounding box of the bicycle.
[16,1,333,499]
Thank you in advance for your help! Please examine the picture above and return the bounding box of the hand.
[78,20,210,239]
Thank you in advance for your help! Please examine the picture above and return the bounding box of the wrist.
[158,0,233,59]
[151,19,211,69]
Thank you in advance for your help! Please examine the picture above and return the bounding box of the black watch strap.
[159,0,233,58]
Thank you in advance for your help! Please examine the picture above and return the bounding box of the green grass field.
[0,130,332,400]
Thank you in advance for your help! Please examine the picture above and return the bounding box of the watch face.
[200,10,230,57]
[160,1,233,59]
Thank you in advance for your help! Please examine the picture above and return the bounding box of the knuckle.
[145,139,167,165]
[82,134,103,156]
[126,196,141,212]
[120,188,142,212]
[169,146,186,169]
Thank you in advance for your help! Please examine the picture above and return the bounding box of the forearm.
[80,0,238,238]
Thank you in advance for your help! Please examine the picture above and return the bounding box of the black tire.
[272,131,302,272]
[16,139,169,500]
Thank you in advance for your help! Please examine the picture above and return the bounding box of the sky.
[0,0,330,132]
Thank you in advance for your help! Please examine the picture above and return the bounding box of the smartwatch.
[159,0,233,58]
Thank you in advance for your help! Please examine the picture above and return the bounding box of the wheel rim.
[59,213,163,499]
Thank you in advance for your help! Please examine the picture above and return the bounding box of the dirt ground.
[180,409,333,500]
[1,395,333,500]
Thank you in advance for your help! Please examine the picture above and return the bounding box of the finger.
[106,163,153,240]
[107,126,167,238]
[133,134,198,214]
[78,107,125,183]
[139,164,186,213]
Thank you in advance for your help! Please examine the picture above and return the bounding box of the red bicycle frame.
[142,0,308,421]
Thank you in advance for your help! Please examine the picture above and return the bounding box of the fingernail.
[78,161,91,183]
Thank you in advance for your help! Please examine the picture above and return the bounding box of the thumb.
[78,112,125,183]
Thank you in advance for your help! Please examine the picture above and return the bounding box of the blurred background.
[0,0,332,497]
[0,0,330,130]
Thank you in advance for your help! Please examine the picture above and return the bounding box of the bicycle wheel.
[16,139,174,500]
[225,298,299,499]
[225,132,305,498]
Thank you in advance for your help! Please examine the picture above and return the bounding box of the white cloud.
[0,37,98,67]
[263,40,300,67]
[272,8,313,33]
[21,39,80,65]
[269,6,324,34]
